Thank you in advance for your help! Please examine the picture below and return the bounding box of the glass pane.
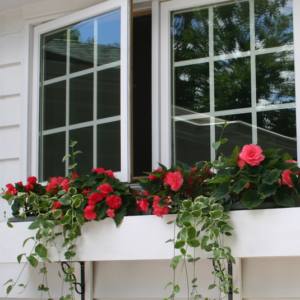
[43,29,67,81]
[257,108,296,159]
[97,67,120,119]
[215,114,252,156]
[69,127,93,175]
[215,57,251,111]
[173,118,211,165]
[255,0,293,50]
[97,121,120,171]
[174,63,209,114]
[172,9,209,62]
[42,132,65,181]
[70,73,93,125]
[43,81,66,130]
[256,51,295,106]
[69,19,94,73]
[97,9,121,65]
[214,2,250,56]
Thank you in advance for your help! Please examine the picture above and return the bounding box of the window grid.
[171,0,295,163]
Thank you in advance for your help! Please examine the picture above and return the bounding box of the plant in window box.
[208,143,300,210]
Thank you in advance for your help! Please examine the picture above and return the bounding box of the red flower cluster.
[5,184,17,195]
[135,190,150,212]
[92,168,115,178]
[149,168,165,181]
[71,173,79,179]
[152,196,169,218]
[5,176,38,195]
[46,177,70,193]
[238,144,265,168]
[164,171,184,191]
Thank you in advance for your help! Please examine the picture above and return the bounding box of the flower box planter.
[1,208,300,263]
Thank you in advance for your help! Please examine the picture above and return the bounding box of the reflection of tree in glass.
[172,9,209,62]
[255,0,293,49]
[214,57,251,111]
[256,51,294,105]
[175,64,209,113]
[214,2,250,55]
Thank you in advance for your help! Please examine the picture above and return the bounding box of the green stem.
[215,121,227,158]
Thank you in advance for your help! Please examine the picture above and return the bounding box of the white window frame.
[30,0,131,182]
[159,0,300,168]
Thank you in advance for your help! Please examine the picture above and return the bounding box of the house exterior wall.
[0,1,300,300]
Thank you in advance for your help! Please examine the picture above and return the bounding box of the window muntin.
[170,0,296,166]
[38,7,124,181]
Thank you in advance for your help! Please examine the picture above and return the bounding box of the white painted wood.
[0,64,21,96]
[2,208,300,263]
[93,259,220,299]
[0,158,20,190]
[0,126,20,160]
[0,95,21,127]
[232,258,242,300]
[0,8,22,37]
[0,34,21,66]
[242,257,300,298]
[85,261,94,300]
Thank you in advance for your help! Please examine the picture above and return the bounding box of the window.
[32,0,131,182]
[160,0,296,167]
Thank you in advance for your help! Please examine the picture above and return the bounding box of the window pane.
[97,67,120,119]
[42,132,65,181]
[257,108,296,159]
[214,2,250,56]
[70,127,93,175]
[43,81,66,130]
[215,57,251,111]
[97,121,120,171]
[215,114,252,156]
[70,19,94,73]
[256,51,295,106]
[97,9,121,65]
[173,118,211,165]
[70,73,93,125]
[172,9,209,62]
[174,63,209,114]
[43,29,67,81]
[255,0,293,50]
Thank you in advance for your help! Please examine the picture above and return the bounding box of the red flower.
[286,160,298,166]
[97,183,114,197]
[164,171,184,191]
[82,188,91,196]
[106,195,122,210]
[238,159,246,169]
[152,195,169,218]
[140,190,149,197]
[27,176,37,185]
[282,170,294,188]
[149,168,164,181]
[25,183,34,193]
[5,184,17,195]
[88,193,105,206]
[83,205,97,220]
[107,209,115,218]
[136,199,149,212]
[71,173,79,179]
[92,168,115,178]
[105,170,115,178]
[239,144,265,167]
[244,183,250,189]
[46,177,70,193]
[53,201,62,210]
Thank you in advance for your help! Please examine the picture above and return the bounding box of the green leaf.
[208,284,217,290]
[27,255,39,268]
[167,221,174,225]
[68,187,77,195]
[215,182,230,201]
[213,250,222,260]
[60,194,72,206]
[17,253,26,263]
[35,244,48,258]
[212,141,221,150]
[262,170,282,185]
[28,221,40,230]
[183,221,191,227]
[274,190,295,207]
[191,210,202,218]
[60,215,72,225]
[201,236,209,249]
[172,255,182,267]
[220,138,228,144]
[23,236,35,247]
[188,238,200,248]
[6,285,12,294]
[210,204,224,211]
[68,163,77,170]
[76,214,85,226]
[196,217,207,226]
[114,205,127,227]
[232,179,249,194]
[174,285,180,293]
[182,200,192,209]
[220,214,230,221]
[62,154,71,162]
[174,240,185,249]
[221,225,234,233]
[210,211,223,220]
[262,148,281,158]
[192,278,197,283]
[7,221,13,228]
[240,190,264,209]
[53,209,62,219]
[187,226,197,239]
[165,282,173,289]
[3,279,13,285]
[42,257,51,263]
[209,176,232,184]
[180,248,186,255]
[290,174,300,193]
[258,184,276,198]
